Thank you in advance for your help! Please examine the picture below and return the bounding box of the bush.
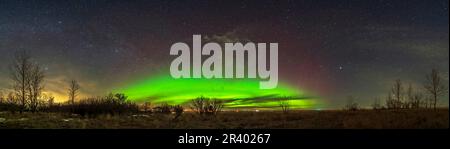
[173,105,184,119]
[0,101,21,113]
[0,93,140,117]
[278,99,290,113]
[69,98,139,117]
[153,103,171,114]
[41,94,139,117]
[191,97,224,116]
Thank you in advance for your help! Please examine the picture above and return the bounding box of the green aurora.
[116,75,319,109]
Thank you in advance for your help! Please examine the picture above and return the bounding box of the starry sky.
[0,0,448,109]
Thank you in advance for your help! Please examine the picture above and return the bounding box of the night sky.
[0,0,448,109]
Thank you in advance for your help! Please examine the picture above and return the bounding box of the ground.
[0,109,448,129]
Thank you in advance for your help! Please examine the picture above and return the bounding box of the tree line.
[1,50,446,115]
[0,51,136,115]
[345,69,447,111]
[0,50,227,117]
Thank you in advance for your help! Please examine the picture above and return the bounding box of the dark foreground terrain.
[0,109,448,129]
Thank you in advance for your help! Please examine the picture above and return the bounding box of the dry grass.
[0,109,448,129]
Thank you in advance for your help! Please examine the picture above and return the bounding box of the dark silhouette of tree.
[68,80,80,105]
[114,93,127,103]
[173,105,184,119]
[28,63,45,112]
[411,92,423,109]
[385,93,396,109]
[191,97,206,115]
[10,51,32,113]
[406,84,423,109]
[424,69,447,110]
[190,97,223,116]
[10,51,44,113]
[208,99,224,115]
[391,79,404,109]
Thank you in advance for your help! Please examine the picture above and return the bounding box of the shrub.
[278,99,290,113]
[0,101,21,113]
[173,105,184,119]
[153,103,171,114]
[42,94,139,117]
[190,97,224,116]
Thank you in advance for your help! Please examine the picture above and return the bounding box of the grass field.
[0,109,448,129]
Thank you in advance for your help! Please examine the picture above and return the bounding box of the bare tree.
[191,97,206,115]
[405,84,423,109]
[385,93,395,109]
[190,97,223,116]
[9,51,45,113]
[10,51,32,113]
[411,92,423,109]
[424,69,447,110]
[391,79,404,109]
[28,63,44,112]
[208,99,224,115]
[68,80,80,104]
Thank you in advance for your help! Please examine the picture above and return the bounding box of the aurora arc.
[117,75,318,109]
